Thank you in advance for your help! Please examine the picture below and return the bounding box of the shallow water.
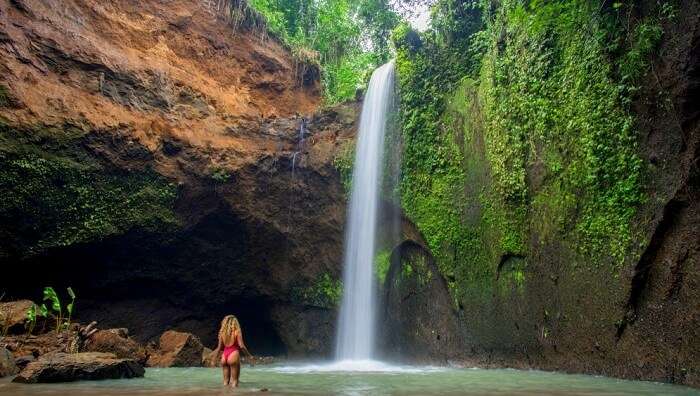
[2,364,699,396]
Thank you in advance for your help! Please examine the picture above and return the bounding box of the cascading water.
[335,61,396,364]
[291,118,307,179]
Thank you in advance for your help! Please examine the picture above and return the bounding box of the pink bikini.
[222,340,240,361]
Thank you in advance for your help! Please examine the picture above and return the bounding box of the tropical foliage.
[394,0,669,304]
[246,0,400,104]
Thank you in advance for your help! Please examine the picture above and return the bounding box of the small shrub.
[210,167,231,183]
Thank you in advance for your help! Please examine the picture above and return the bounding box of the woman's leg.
[221,355,230,385]
[226,350,241,387]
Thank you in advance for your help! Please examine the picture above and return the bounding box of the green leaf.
[26,304,36,321]
[43,286,61,313]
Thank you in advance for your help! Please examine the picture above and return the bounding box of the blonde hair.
[218,315,241,346]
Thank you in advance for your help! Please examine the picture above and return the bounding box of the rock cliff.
[0,0,356,356]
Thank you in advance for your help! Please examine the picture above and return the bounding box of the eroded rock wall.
[0,0,355,357]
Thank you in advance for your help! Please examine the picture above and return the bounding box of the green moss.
[0,123,179,258]
[396,0,664,303]
[333,139,355,194]
[294,273,343,308]
[374,249,391,284]
[479,0,649,264]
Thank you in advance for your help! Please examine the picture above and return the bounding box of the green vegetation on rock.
[0,122,179,259]
[294,272,343,308]
[395,0,667,303]
[374,249,391,284]
[333,138,355,194]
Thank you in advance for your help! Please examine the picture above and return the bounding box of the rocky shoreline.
[0,300,276,383]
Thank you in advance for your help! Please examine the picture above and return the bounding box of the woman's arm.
[237,331,253,357]
[213,334,223,356]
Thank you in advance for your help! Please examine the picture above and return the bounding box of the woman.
[213,315,253,387]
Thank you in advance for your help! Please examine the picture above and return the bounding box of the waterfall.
[291,118,307,179]
[336,61,396,362]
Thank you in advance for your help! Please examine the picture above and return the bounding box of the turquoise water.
[1,365,698,396]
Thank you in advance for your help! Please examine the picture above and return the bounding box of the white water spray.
[336,61,395,363]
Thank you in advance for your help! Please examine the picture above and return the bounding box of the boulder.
[201,347,218,367]
[84,329,147,365]
[12,352,144,383]
[146,330,204,367]
[14,355,35,370]
[0,300,34,334]
[0,347,18,377]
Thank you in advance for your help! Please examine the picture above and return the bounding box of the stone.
[14,355,35,370]
[106,328,129,338]
[2,331,72,358]
[146,330,204,367]
[12,352,144,383]
[0,347,19,377]
[201,347,217,367]
[0,300,34,335]
[381,241,464,361]
[169,12,192,30]
[84,329,148,365]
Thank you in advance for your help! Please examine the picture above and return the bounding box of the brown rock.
[0,347,19,377]
[106,328,130,338]
[201,347,218,367]
[84,329,147,365]
[14,355,35,370]
[0,300,34,335]
[2,331,73,358]
[12,352,144,383]
[146,330,204,367]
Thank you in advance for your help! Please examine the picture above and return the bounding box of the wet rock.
[14,355,35,370]
[381,241,464,361]
[84,329,148,365]
[0,347,19,377]
[12,352,144,383]
[0,300,34,335]
[146,330,204,367]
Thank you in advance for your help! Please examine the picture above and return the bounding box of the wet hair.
[218,315,242,346]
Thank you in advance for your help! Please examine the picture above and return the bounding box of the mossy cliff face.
[0,0,354,357]
[394,0,699,386]
[0,123,178,259]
